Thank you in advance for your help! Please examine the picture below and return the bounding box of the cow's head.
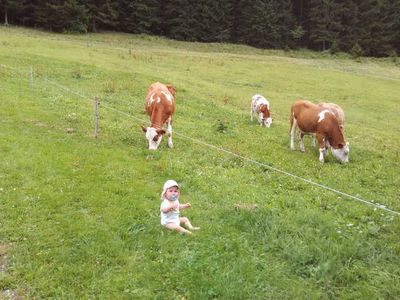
[331,142,350,163]
[259,105,272,127]
[141,126,166,150]
[166,84,176,98]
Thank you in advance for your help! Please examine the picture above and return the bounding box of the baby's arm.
[161,201,177,213]
[179,203,192,210]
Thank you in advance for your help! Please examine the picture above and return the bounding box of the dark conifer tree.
[33,0,88,32]
[236,0,294,48]
[82,0,118,32]
[334,0,361,53]
[0,0,29,25]
[359,0,400,56]
[130,0,163,34]
[291,0,310,48]
[387,0,400,54]
[164,0,201,41]
[115,0,138,33]
[308,0,343,51]
[165,0,233,42]
[194,0,234,42]
[1,0,399,56]
[0,0,10,25]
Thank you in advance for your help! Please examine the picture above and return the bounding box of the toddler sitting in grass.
[160,180,200,235]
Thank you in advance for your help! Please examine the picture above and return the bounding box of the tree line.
[1,0,399,57]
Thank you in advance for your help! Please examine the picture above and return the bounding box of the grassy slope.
[1,26,400,299]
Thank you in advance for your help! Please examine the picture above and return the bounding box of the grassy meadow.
[1,26,400,299]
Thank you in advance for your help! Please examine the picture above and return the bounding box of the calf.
[141,82,176,150]
[250,94,272,127]
[290,100,349,163]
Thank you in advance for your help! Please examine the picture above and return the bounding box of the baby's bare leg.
[165,222,192,234]
[180,217,200,230]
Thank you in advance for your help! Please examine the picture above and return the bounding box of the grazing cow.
[318,102,345,130]
[290,100,349,163]
[141,82,176,150]
[250,94,272,127]
[309,102,345,147]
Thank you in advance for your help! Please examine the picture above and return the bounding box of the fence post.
[94,96,99,139]
[29,66,33,88]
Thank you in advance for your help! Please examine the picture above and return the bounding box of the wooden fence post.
[94,96,99,138]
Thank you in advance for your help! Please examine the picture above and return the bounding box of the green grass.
[1,26,400,299]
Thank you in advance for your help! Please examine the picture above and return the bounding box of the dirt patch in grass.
[234,203,259,211]
[0,243,24,300]
[0,243,8,273]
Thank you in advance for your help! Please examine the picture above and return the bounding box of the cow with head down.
[141,82,176,150]
[250,94,272,127]
[290,100,349,163]
[308,102,345,147]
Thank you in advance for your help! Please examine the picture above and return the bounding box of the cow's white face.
[331,142,350,163]
[264,117,272,128]
[258,114,272,128]
[143,127,164,150]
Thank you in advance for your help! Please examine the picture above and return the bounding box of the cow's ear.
[156,129,166,135]
[338,143,344,149]
[141,125,147,133]
[166,84,176,97]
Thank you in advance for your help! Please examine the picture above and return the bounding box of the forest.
[1,0,399,57]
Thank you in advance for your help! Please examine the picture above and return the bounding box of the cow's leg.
[300,133,305,152]
[166,117,173,148]
[290,116,297,150]
[316,133,326,163]
[258,112,263,126]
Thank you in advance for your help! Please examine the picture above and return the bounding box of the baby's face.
[165,186,179,201]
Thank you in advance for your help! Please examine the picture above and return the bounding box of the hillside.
[1,26,399,299]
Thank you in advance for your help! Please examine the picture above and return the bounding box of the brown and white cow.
[290,100,349,163]
[250,94,272,127]
[141,82,176,150]
[309,102,345,147]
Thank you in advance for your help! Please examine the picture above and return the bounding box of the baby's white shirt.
[160,199,180,226]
